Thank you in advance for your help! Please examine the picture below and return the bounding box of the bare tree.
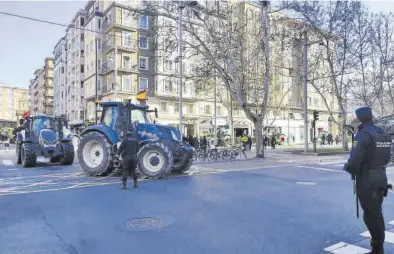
[370,12,394,116]
[285,0,367,150]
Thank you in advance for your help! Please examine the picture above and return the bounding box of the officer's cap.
[355,107,373,123]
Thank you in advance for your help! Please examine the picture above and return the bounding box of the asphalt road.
[0,152,393,254]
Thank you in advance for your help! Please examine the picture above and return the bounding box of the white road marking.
[2,160,14,166]
[360,230,394,243]
[389,220,394,225]
[319,160,347,165]
[324,242,369,253]
[296,165,345,173]
[6,168,18,171]
[296,181,317,185]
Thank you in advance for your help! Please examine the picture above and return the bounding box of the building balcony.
[101,62,138,75]
[102,39,137,54]
[102,17,137,34]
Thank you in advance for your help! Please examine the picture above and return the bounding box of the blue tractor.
[77,101,194,178]
[15,114,75,167]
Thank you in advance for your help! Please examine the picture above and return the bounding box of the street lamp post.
[177,0,198,139]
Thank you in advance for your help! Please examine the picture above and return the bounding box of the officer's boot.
[133,179,138,188]
[121,181,127,190]
[366,243,384,254]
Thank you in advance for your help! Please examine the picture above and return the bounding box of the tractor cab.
[99,101,159,139]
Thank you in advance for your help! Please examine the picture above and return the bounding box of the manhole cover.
[123,216,174,231]
[296,181,317,186]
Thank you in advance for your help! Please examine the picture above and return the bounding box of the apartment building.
[29,58,54,115]
[53,37,67,116]
[51,0,339,142]
[65,10,87,124]
[0,84,29,126]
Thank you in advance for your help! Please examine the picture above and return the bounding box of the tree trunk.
[341,118,349,151]
[254,118,264,158]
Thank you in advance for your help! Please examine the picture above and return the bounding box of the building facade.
[0,85,29,124]
[29,58,54,115]
[53,37,67,116]
[49,0,340,143]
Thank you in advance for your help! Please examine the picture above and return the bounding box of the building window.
[123,32,132,48]
[187,104,193,114]
[122,75,132,92]
[139,77,148,91]
[139,35,148,49]
[139,57,148,70]
[80,65,84,73]
[122,55,131,69]
[164,60,172,71]
[81,33,84,41]
[205,105,211,115]
[164,80,173,92]
[80,110,84,120]
[98,19,101,30]
[123,9,132,27]
[174,103,179,113]
[80,17,85,26]
[139,15,149,29]
[160,101,168,112]
[80,96,84,103]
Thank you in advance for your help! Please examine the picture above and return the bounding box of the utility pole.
[178,4,184,138]
[214,72,217,146]
[302,30,308,152]
[95,37,98,125]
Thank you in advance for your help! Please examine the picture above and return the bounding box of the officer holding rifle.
[344,107,392,254]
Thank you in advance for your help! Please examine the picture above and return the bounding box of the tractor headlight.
[171,130,179,141]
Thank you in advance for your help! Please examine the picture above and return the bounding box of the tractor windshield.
[131,109,150,124]
[33,116,55,133]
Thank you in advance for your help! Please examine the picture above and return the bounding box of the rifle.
[352,173,359,218]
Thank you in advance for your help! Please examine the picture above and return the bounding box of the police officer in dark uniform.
[344,107,392,254]
[118,126,140,189]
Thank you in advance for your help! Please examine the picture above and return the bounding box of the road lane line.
[324,242,369,253]
[2,160,14,166]
[6,168,18,171]
[296,165,345,173]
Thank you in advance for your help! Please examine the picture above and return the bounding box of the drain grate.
[124,216,174,231]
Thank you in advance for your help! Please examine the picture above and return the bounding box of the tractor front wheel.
[171,146,193,174]
[16,141,21,164]
[78,132,113,176]
[21,143,37,168]
[60,143,74,165]
[137,142,173,179]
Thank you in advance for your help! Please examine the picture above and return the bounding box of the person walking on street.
[118,127,140,189]
[344,107,392,254]
[271,135,276,149]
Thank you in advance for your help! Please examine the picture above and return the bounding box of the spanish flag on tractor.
[136,89,147,101]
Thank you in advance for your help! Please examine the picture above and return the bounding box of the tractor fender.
[139,138,180,152]
[80,125,119,144]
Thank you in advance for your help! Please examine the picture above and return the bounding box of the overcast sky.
[0,0,392,89]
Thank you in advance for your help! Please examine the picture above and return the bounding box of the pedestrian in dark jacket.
[118,128,140,189]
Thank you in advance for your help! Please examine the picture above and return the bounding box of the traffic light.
[313,110,319,121]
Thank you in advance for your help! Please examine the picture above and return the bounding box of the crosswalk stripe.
[324,242,370,253]
[360,230,394,243]
[2,160,14,166]
[296,165,345,173]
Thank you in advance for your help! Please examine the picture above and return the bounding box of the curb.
[290,151,350,156]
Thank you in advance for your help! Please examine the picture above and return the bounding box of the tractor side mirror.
[155,107,158,119]
[19,119,25,126]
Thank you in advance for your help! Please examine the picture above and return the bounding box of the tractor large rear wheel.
[137,142,173,179]
[21,143,37,168]
[78,132,113,176]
